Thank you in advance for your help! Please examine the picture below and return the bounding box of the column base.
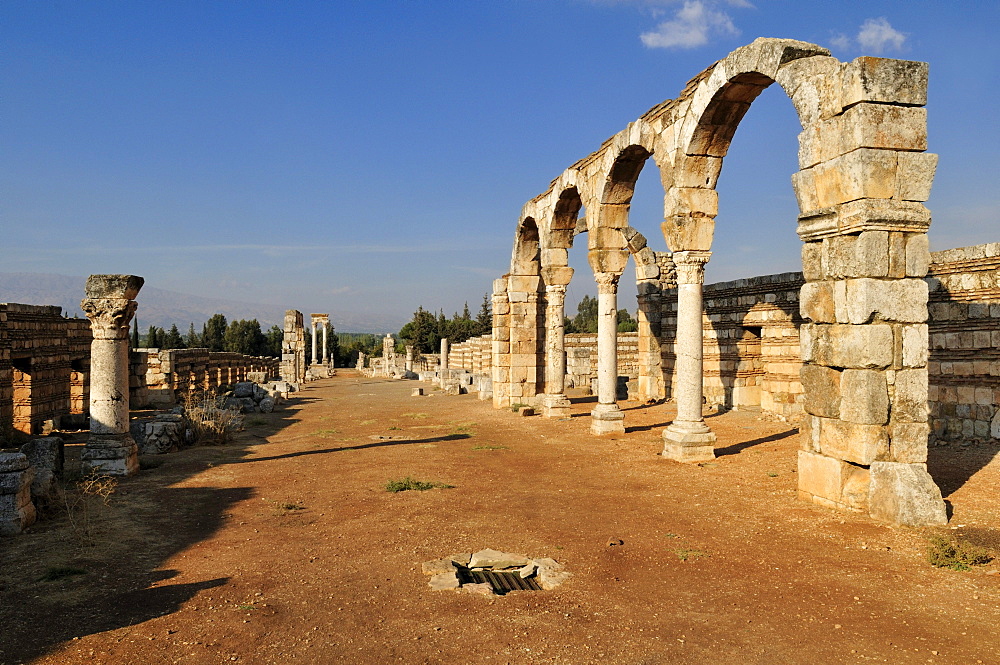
[590,403,625,436]
[82,435,139,477]
[542,394,572,419]
[661,421,716,462]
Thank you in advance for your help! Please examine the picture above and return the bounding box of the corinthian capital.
[672,250,712,285]
[594,272,621,294]
[81,298,138,340]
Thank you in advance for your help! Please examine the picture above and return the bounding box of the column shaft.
[590,273,624,435]
[542,284,571,418]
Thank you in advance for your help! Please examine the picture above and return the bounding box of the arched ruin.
[491,38,946,526]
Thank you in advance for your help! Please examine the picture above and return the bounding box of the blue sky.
[3,1,998,331]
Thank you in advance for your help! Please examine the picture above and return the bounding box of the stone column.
[662,251,716,462]
[81,274,144,476]
[542,284,571,418]
[591,272,625,435]
[311,320,318,365]
[405,345,414,373]
[439,338,449,385]
[322,321,329,364]
[382,334,394,377]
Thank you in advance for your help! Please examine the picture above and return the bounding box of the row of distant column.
[498,251,715,461]
[309,314,332,365]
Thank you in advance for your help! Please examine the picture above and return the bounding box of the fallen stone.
[462,582,495,596]
[421,558,457,575]
[469,549,529,570]
[428,571,461,591]
[518,562,537,579]
[233,382,254,398]
[412,388,424,397]
[258,397,275,413]
[450,553,472,567]
[0,453,30,473]
[518,408,535,417]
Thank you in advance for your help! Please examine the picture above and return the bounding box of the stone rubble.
[422,549,570,594]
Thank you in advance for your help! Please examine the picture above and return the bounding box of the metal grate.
[456,567,542,594]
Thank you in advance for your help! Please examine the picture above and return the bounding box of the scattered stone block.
[412,388,424,397]
[469,549,529,570]
[20,437,63,501]
[421,558,457,575]
[517,407,535,417]
[428,572,461,591]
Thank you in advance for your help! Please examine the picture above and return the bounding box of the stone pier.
[439,338,449,384]
[662,251,716,462]
[541,281,571,418]
[80,274,144,476]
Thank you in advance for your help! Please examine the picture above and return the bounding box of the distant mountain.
[0,272,284,331]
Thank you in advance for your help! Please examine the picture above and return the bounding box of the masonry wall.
[926,244,1000,443]
[130,349,280,408]
[662,273,806,421]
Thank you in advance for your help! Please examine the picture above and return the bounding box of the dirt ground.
[2,371,999,665]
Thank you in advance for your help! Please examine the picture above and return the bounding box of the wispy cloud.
[639,1,741,50]
[831,17,907,55]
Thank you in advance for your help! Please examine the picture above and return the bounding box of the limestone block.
[892,369,929,423]
[868,462,946,526]
[811,149,898,210]
[797,450,869,512]
[842,278,927,324]
[840,57,928,109]
[84,274,144,300]
[840,104,927,154]
[662,215,715,253]
[901,324,928,368]
[807,323,894,369]
[799,281,835,323]
[817,417,888,464]
[18,438,62,500]
[888,422,929,463]
[800,365,841,418]
[774,54,841,124]
[801,242,823,281]
[839,370,888,424]
[894,152,938,203]
[837,199,931,236]
[904,233,930,277]
[468,549,528,569]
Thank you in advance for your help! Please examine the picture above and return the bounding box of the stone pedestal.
[0,453,36,535]
[662,252,715,461]
[590,402,626,435]
[81,274,143,476]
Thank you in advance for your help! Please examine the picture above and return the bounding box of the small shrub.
[384,476,453,493]
[511,403,529,413]
[927,535,993,571]
[183,390,243,445]
[472,445,507,451]
[38,566,88,582]
[675,548,709,562]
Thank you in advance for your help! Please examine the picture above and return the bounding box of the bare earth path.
[2,371,999,665]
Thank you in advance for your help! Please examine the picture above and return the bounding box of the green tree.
[475,293,492,335]
[224,319,266,356]
[186,322,201,348]
[265,324,283,358]
[399,306,438,354]
[617,308,638,333]
[202,314,228,352]
[131,318,140,349]
[566,295,598,333]
[146,325,162,348]
[162,324,186,350]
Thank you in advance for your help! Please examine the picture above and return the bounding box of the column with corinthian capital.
[590,272,625,435]
[662,251,716,461]
[542,283,571,418]
[81,274,144,476]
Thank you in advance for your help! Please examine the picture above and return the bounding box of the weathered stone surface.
[841,278,927,324]
[0,452,30,473]
[84,274,144,299]
[797,450,869,512]
[839,370,888,424]
[19,438,62,499]
[868,462,946,526]
[799,281,835,323]
[536,559,572,590]
[258,397,275,413]
[888,422,929,463]
[233,382,254,398]
[892,369,929,422]
[800,365,841,418]
[804,323,894,369]
[469,549,529,570]
[422,558,458,576]
[462,582,495,596]
[816,417,888,465]
[901,324,928,368]
[428,571,461,591]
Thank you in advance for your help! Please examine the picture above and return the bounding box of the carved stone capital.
[594,272,621,294]
[545,284,567,306]
[81,298,137,340]
[672,250,712,285]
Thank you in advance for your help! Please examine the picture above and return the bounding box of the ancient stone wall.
[663,273,805,420]
[926,243,1000,443]
[564,333,640,390]
[0,304,76,436]
[445,336,493,376]
[280,310,306,385]
[130,348,279,408]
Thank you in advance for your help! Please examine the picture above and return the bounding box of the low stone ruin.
[0,452,36,536]
[422,548,570,595]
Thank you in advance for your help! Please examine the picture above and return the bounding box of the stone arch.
[657,37,943,525]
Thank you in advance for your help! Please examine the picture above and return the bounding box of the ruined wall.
[564,333,640,390]
[662,273,805,421]
[0,304,75,436]
[280,310,306,385]
[445,336,493,376]
[130,348,280,408]
[927,243,1000,443]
